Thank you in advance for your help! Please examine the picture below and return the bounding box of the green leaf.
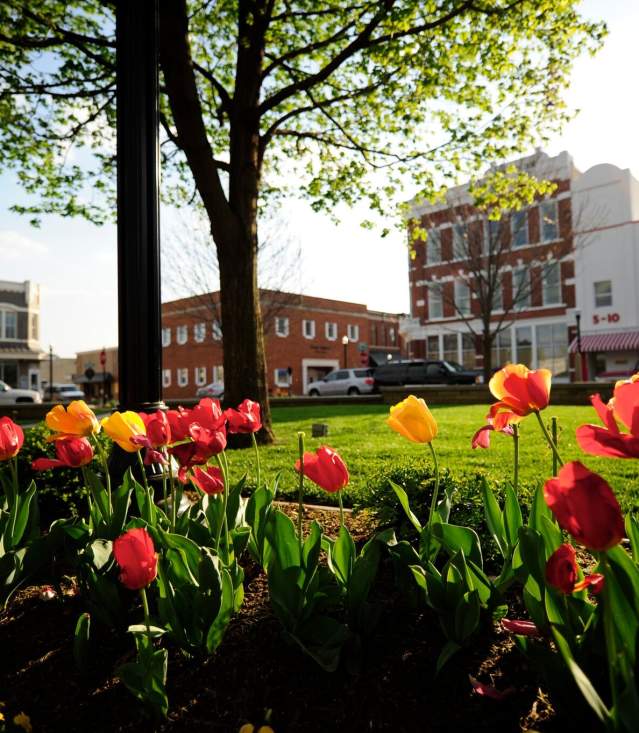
[432,523,483,568]
[625,515,639,564]
[206,566,235,652]
[330,524,355,587]
[265,509,300,569]
[552,627,611,724]
[87,539,113,572]
[435,640,461,676]
[480,477,507,557]
[389,480,422,533]
[5,481,37,550]
[503,483,523,548]
[73,612,91,674]
[84,468,110,523]
[117,647,168,719]
[455,589,480,642]
[128,624,167,638]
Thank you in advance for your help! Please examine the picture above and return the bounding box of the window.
[491,328,512,368]
[452,222,467,259]
[303,319,315,339]
[540,200,559,242]
[542,262,561,305]
[426,335,440,358]
[161,327,171,347]
[515,326,533,366]
[347,324,359,341]
[594,280,612,308]
[486,218,502,254]
[443,333,458,362]
[461,333,476,369]
[389,327,396,345]
[426,228,441,264]
[274,368,292,387]
[454,280,470,315]
[212,365,224,383]
[370,324,377,344]
[2,311,17,340]
[511,210,528,248]
[334,370,349,380]
[194,323,206,342]
[275,317,289,337]
[536,323,567,375]
[325,322,337,340]
[176,325,188,345]
[428,283,443,319]
[512,267,530,309]
[212,320,222,340]
[491,278,503,311]
[195,366,207,386]
[162,369,171,388]
[177,368,188,387]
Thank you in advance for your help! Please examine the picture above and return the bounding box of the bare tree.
[412,183,602,380]
[162,208,303,338]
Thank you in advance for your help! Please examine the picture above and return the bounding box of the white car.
[0,380,42,404]
[196,381,224,399]
[307,368,375,396]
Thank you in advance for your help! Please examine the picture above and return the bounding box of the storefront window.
[515,326,533,366]
[426,335,439,358]
[536,323,567,375]
[491,328,511,369]
[461,333,476,369]
[443,333,458,362]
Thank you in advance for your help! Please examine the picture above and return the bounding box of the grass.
[227,403,639,511]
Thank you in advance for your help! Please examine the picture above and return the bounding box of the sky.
[1,0,637,357]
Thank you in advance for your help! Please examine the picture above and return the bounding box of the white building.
[571,163,639,378]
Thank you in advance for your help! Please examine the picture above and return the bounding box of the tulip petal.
[469,675,515,701]
[472,425,493,449]
[612,381,639,436]
[576,424,639,459]
[590,393,620,434]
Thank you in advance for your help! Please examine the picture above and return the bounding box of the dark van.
[373,360,479,389]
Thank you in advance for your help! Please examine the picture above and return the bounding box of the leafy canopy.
[0,1,605,226]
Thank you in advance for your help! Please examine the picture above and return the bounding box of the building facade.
[75,346,118,401]
[401,150,637,380]
[0,280,42,389]
[161,290,402,398]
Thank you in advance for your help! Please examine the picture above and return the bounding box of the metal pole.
[49,345,53,401]
[116,0,163,412]
[576,312,587,381]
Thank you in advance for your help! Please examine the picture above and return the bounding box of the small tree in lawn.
[0,1,605,440]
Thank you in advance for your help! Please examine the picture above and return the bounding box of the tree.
[411,159,602,380]
[0,1,605,439]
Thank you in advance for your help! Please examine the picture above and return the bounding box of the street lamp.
[341,335,349,368]
[575,310,587,381]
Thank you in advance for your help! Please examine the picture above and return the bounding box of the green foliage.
[0,1,605,228]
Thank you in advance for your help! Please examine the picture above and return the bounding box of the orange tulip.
[101,411,146,452]
[487,364,551,430]
[388,395,438,443]
[45,400,100,440]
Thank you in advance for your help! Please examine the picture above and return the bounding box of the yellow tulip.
[45,400,100,439]
[388,395,437,443]
[101,411,146,452]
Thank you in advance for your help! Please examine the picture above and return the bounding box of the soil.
[0,505,584,733]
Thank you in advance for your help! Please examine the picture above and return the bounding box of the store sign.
[593,313,620,325]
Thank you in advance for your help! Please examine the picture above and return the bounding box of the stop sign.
[99,349,107,367]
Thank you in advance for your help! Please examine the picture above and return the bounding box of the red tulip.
[471,421,514,449]
[166,406,193,441]
[501,618,542,637]
[487,364,552,430]
[545,543,579,593]
[113,527,157,590]
[469,675,515,701]
[544,462,624,551]
[189,424,227,455]
[190,465,225,495]
[225,399,262,434]
[0,417,24,461]
[576,384,639,459]
[295,446,349,493]
[139,410,171,448]
[32,436,94,470]
[190,398,226,432]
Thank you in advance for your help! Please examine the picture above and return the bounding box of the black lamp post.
[342,335,349,368]
[575,310,587,381]
[115,0,163,412]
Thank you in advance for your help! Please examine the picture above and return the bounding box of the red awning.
[569,331,639,354]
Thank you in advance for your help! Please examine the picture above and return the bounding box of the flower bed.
[1,365,639,731]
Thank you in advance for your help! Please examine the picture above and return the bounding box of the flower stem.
[534,411,564,469]
[92,437,112,518]
[161,449,168,509]
[8,457,18,507]
[297,432,305,554]
[140,586,151,638]
[168,456,176,533]
[424,442,440,562]
[512,423,520,494]
[136,450,154,524]
[251,431,261,492]
[338,491,345,528]
[551,416,559,477]
[214,453,230,560]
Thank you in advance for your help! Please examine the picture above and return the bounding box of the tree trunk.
[158,0,274,442]
[482,325,493,384]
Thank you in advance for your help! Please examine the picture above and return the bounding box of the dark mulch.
[0,506,582,733]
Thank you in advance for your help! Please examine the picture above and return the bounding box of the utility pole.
[48,345,53,401]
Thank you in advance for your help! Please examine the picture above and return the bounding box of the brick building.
[161,290,402,398]
[401,151,579,378]
[75,346,118,401]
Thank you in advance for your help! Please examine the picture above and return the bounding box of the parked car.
[307,368,375,396]
[0,380,42,404]
[196,381,224,399]
[44,384,86,402]
[373,360,479,389]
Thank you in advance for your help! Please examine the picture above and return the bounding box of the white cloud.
[0,230,48,259]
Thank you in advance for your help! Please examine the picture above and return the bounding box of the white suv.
[0,380,42,404]
[307,368,374,396]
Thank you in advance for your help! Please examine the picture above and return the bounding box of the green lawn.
[227,403,639,511]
